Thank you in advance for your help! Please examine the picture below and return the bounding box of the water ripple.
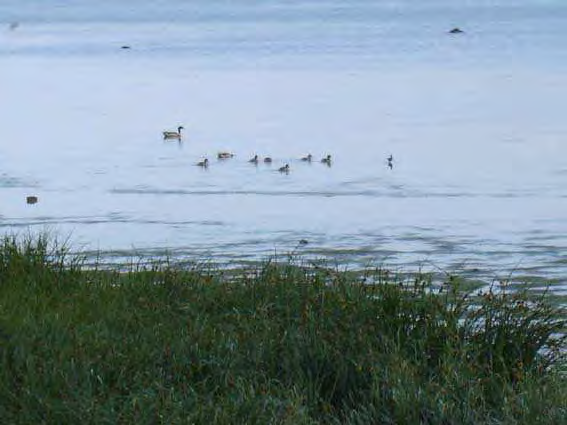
[0,216,225,227]
[110,187,553,199]
[0,174,38,189]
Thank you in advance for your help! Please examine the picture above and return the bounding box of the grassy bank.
[0,236,565,424]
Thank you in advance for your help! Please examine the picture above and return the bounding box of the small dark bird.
[264,157,273,164]
[196,158,209,168]
[321,154,332,166]
[449,28,464,34]
[121,45,131,50]
[387,154,394,170]
[248,155,259,164]
[26,196,38,205]
[300,154,313,162]
[278,164,290,173]
[217,152,234,159]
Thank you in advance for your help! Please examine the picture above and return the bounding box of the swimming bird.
[163,126,184,140]
[278,164,290,173]
[264,157,273,164]
[248,155,259,164]
[321,154,332,165]
[387,154,394,169]
[217,152,234,159]
[26,196,38,205]
[300,154,313,162]
[196,158,209,168]
[449,27,464,34]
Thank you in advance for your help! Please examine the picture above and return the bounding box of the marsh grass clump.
[0,236,565,424]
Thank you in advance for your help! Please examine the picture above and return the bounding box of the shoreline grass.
[0,235,565,424]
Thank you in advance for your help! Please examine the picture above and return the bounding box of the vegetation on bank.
[0,236,565,424]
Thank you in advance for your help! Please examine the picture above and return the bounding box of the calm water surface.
[1,1,567,287]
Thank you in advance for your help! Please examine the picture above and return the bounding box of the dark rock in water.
[26,196,38,205]
[449,28,464,34]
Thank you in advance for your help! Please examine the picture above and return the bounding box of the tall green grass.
[0,236,565,424]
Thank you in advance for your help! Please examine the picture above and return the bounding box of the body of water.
[1,1,567,288]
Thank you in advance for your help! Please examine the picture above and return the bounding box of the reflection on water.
[1,1,567,291]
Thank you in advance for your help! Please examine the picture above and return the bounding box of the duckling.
[321,154,332,165]
[278,164,290,173]
[163,126,184,140]
[217,152,234,160]
[196,158,209,168]
[300,154,313,162]
[264,157,273,164]
[248,155,259,164]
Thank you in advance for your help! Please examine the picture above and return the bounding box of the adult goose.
[163,126,184,140]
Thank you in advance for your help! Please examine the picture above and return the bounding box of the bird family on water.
[193,153,332,173]
[163,126,394,172]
